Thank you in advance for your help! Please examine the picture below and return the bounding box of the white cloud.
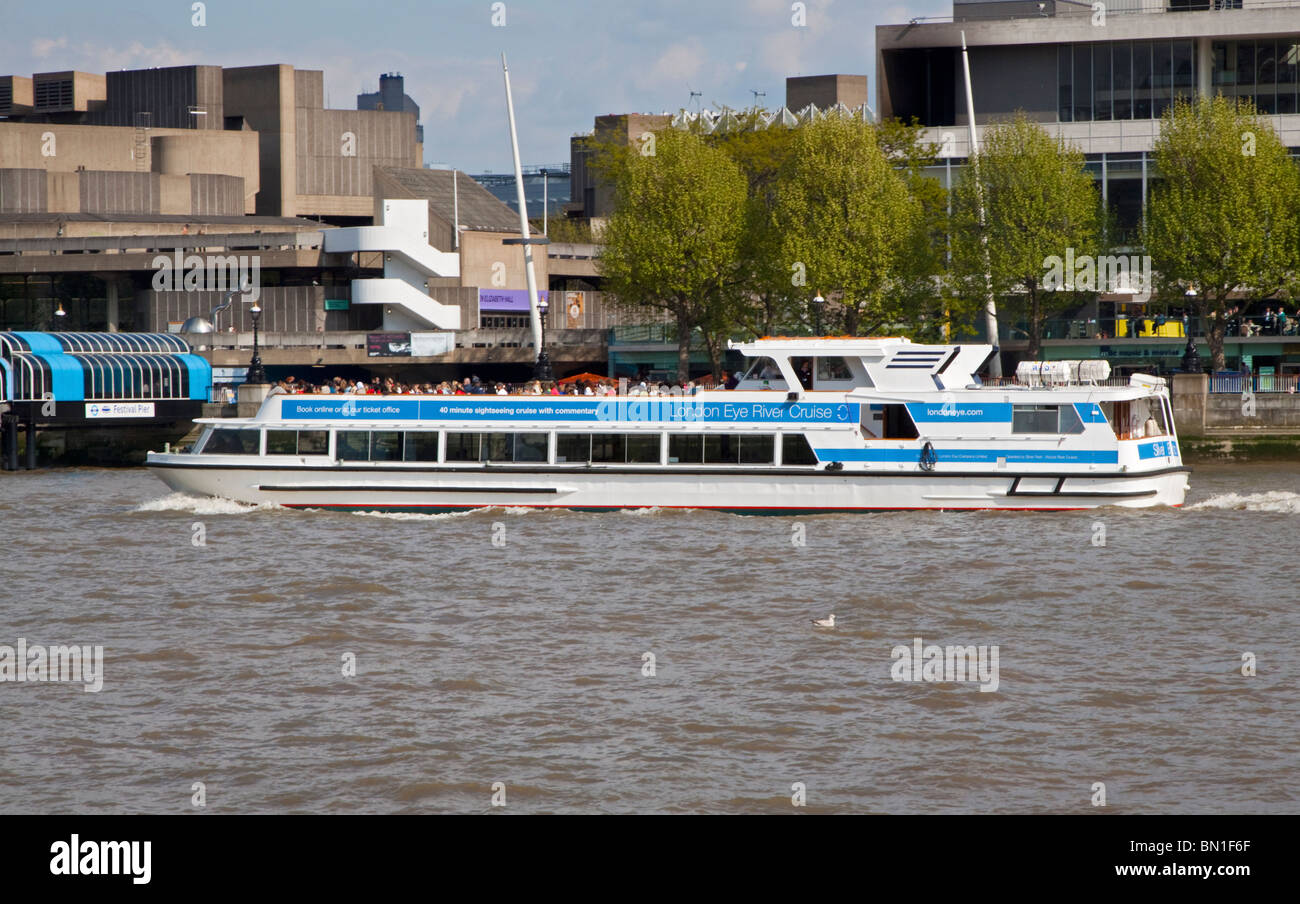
[31,37,68,58]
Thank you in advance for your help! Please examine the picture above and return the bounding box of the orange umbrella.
[558,372,607,384]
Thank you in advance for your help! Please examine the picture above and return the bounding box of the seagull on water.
[811,614,836,628]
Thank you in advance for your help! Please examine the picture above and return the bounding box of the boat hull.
[147,460,1190,512]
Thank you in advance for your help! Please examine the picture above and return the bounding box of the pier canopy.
[0,332,211,414]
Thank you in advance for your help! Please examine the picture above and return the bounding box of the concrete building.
[358,73,424,144]
[1,63,423,222]
[785,74,869,111]
[568,113,671,220]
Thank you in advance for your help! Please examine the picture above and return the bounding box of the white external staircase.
[324,199,462,330]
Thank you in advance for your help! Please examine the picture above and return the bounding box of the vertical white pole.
[502,53,543,360]
[962,32,1002,377]
[452,170,459,250]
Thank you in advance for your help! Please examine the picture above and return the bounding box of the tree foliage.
[598,128,749,382]
[950,113,1101,359]
[1145,95,1300,371]
[770,115,924,336]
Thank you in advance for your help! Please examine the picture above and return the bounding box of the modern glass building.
[877,0,1300,373]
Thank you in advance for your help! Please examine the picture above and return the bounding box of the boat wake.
[350,509,483,522]
[135,492,283,515]
[1189,491,1300,514]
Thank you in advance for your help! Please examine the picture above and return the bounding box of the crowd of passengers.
[263,374,725,397]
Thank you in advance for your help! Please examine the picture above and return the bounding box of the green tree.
[770,115,923,336]
[876,117,956,341]
[1145,95,1300,371]
[950,113,1101,359]
[598,127,749,382]
[706,111,804,339]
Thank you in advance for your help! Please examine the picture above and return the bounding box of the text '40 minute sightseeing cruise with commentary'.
[146,337,1190,513]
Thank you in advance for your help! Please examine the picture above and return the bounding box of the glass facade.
[1214,39,1300,115]
[1059,40,1196,123]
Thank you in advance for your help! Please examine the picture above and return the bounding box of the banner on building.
[565,292,584,328]
[411,332,454,356]
[367,333,412,357]
[478,289,549,313]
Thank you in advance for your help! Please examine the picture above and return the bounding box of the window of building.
[1060,39,1208,123]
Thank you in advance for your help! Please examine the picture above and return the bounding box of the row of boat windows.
[200,428,821,466]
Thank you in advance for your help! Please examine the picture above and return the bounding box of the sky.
[1,0,951,173]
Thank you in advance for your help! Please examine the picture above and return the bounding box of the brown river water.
[0,462,1297,813]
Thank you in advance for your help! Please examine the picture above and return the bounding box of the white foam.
[350,508,481,521]
[1189,491,1300,514]
[135,492,282,515]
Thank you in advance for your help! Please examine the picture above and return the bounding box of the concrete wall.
[786,74,869,111]
[1172,373,1300,433]
[98,65,225,129]
[143,285,353,333]
[295,107,419,215]
[223,65,296,217]
[459,229,550,292]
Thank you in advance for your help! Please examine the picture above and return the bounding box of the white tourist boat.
[145,337,1189,512]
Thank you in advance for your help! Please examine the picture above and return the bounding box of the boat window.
[298,431,328,455]
[200,428,261,455]
[815,356,854,382]
[781,434,819,465]
[667,433,704,463]
[513,433,548,462]
[266,429,329,455]
[266,430,297,455]
[665,434,774,464]
[556,433,590,463]
[404,432,439,462]
[336,430,369,461]
[1130,397,1170,439]
[557,432,662,463]
[370,431,402,462]
[1013,404,1086,435]
[445,432,481,462]
[738,434,776,464]
[882,404,919,439]
[445,432,547,463]
[627,434,661,463]
[592,433,627,463]
[743,357,784,382]
[1012,405,1060,434]
[1058,404,1085,435]
[860,404,881,439]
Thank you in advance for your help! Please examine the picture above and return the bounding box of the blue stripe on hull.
[814,447,1120,464]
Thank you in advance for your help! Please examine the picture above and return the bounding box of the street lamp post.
[811,292,825,336]
[536,295,552,381]
[247,301,267,384]
[1181,287,1201,374]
